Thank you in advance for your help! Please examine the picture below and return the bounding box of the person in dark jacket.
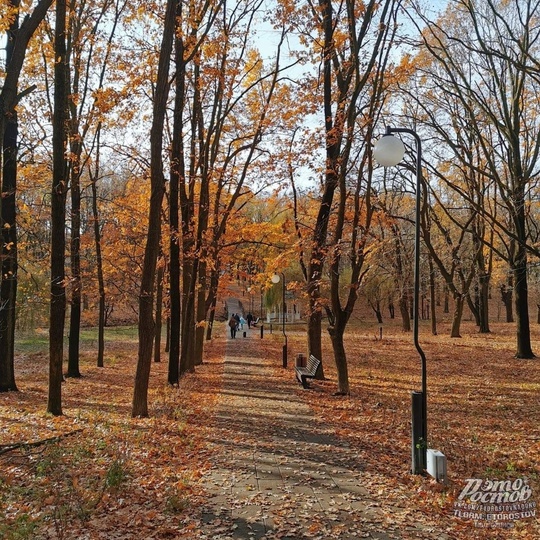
[229,315,238,338]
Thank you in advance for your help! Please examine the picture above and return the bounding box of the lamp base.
[411,391,426,474]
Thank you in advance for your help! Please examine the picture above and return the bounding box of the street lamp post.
[374,126,428,475]
[271,273,287,368]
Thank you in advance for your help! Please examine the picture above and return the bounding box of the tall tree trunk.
[399,294,411,332]
[0,111,18,392]
[369,300,383,323]
[205,266,219,341]
[0,1,20,392]
[90,128,105,367]
[477,272,490,333]
[154,259,164,363]
[450,294,464,338]
[180,45,204,377]
[466,289,480,327]
[513,193,534,357]
[0,0,54,390]
[168,2,183,383]
[393,226,411,332]
[328,323,349,395]
[179,257,194,375]
[132,0,175,418]
[194,259,207,366]
[429,257,437,336]
[67,140,82,378]
[514,261,534,358]
[306,0,338,373]
[501,282,514,323]
[48,0,68,416]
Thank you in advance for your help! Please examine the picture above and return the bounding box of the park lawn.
[0,319,539,539]
[0,327,226,540]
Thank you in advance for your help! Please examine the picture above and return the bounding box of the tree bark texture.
[48,0,68,416]
[132,0,176,417]
[0,0,54,391]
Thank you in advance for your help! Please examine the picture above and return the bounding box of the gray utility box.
[427,449,447,483]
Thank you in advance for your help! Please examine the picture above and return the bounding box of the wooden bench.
[295,354,321,389]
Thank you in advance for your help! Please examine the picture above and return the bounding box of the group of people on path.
[228,311,254,338]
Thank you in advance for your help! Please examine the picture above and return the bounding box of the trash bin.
[295,353,306,367]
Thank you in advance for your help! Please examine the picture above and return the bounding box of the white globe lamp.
[373,134,405,167]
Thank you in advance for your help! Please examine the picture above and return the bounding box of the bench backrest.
[307,354,321,376]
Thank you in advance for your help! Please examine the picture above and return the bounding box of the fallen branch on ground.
[0,429,83,456]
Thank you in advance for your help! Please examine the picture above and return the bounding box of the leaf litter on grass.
[0,332,225,540]
[281,320,540,540]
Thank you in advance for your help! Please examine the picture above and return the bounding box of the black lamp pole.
[378,126,427,474]
[281,272,287,368]
[272,272,288,368]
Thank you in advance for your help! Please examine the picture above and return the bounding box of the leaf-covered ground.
[1,318,539,539]
[0,331,225,539]
[284,319,540,539]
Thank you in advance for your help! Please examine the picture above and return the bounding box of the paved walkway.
[197,299,417,539]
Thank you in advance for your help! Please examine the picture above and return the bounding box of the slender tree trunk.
[328,323,349,395]
[154,259,164,363]
[509,194,533,357]
[132,0,175,417]
[466,289,480,327]
[369,300,383,323]
[205,267,219,341]
[0,0,54,390]
[168,4,183,383]
[501,283,514,323]
[90,129,105,367]
[450,294,464,338]
[429,257,437,335]
[443,285,449,313]
[194,259,207,366]
[306,0,338,374]
[67,147,82,378]
[0,1,20,391]
[48,0,68,416]
[181,256,198,374]
[179,258,195,375]
[0,81,18,392]
[399,294,411,332]
[392,226,411,332]
[514,262,534,358]
[478,272,490,333]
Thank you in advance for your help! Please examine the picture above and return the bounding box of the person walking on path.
[246,312,253,328]
[228,315,238,338]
